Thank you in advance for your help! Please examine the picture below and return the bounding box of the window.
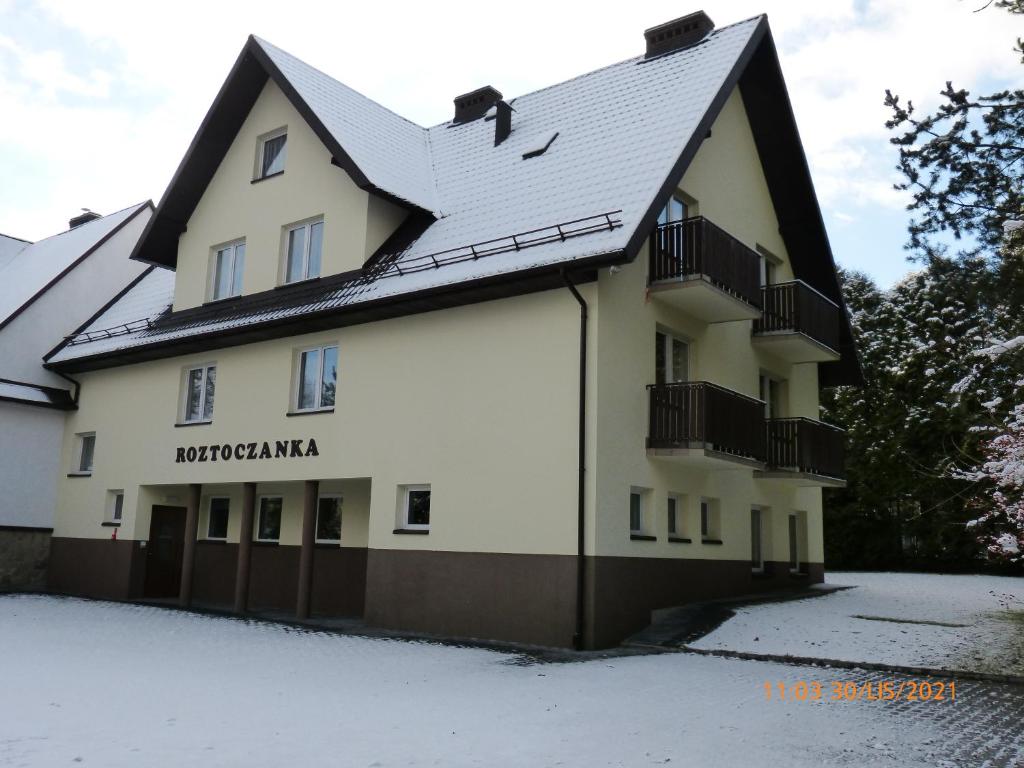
[256,496,283,542]
[667,494,683,536]
[211,241,245,300]
[295,345,338,411]
[106,490,124,523]
[789,512,805,573]
[258,130,287,178]
[655,331,689,385]
[75,433,96,474]
[284,219,324,284]
[757,247,781,287]
[316,495,343,543]
[751,507,764,572]
[759,374,782,419]
[700,498,720,541]
[207,497,230,540]
[657,195,688,226]
[629,490,645,534]
[182,365,216,423]
[399,485,431,530]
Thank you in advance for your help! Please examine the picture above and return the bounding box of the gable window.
[284,219,324,284]
[182,364,216,424]
[74,433,96,474]
[256,496,283,542]
[398,485,431,531]
[211,241,245,300]
[258,129,287,179]
[207,497,230,540]
[657,195,688,226]
[294,345,338,412]
[655,331,689,385]
[316,495,343,543]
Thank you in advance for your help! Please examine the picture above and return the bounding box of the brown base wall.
[587,556,824,648]
[48,537,145,601]
[365,549,579,648]
[0,527,52,592]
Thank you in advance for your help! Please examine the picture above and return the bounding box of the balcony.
[647,381,766,468]
[647,217,763,323]
[753,281,841,363]
[760,417,846,487]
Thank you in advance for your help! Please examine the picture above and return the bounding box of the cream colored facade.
[49,74,836,648]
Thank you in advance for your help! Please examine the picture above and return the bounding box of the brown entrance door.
[144,505,186,598]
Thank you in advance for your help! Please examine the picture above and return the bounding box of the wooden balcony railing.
[766,418,846,480]
[647,381,767,462]
[754,280,841,353]
[649,217,763,309]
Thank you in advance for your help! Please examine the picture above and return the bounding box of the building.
[43,11,859,648]
[0,204,151,590]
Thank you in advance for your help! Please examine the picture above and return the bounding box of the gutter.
[53,370,81,406]
[561,269,588,650]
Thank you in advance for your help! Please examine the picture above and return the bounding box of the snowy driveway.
[692,571,1024,676]
[1,594,1023,767]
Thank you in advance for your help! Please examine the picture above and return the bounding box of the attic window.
[256,128,287,179]
[522,131,559,160]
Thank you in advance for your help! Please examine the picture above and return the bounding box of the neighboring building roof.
[49,16,861,385]
[0,378,75,410]
[0,203,152,331]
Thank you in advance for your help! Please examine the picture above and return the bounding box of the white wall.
[0,401,64,527]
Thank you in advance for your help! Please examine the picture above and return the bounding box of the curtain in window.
[262,135,286,177]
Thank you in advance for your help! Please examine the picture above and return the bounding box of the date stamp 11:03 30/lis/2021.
[764,680,957,702]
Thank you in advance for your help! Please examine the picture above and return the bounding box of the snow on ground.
[0,594,1009,767]
[693,571,1024,675]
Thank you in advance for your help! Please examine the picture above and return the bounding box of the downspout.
[561,269,587,650]
[53,370,81,406]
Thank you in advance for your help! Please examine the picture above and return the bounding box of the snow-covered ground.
[4,594,1021,767]
[693,571,1024,675]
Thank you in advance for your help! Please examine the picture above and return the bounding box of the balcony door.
[656,331,689,385]
[657,195,688,226]
[759,374,782,419]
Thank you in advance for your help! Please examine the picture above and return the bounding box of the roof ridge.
[251,35,430,133]
[30,201,149,245]
[424,14,766,129]
[0,232,32,244]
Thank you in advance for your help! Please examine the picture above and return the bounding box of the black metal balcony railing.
[649,217,763,309]
[766,418,846,480]
[754,281,841,353]
[647,381,767,462]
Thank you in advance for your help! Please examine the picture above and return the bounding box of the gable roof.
[0,203,152,332]
[0,233,31,272]
[52,16,861,385]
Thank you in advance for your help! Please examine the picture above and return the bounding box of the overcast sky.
[0,0,1019,286]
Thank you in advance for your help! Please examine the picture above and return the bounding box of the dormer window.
[256,128,287,179]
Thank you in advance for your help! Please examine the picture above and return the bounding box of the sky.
[0,0,1019,287]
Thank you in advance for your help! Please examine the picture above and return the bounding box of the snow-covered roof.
[55,16,840,372]
[0,204,149,328]
[0,233,30,272]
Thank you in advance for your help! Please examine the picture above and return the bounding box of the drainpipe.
[53,370,81,405]
[561,269,587,650]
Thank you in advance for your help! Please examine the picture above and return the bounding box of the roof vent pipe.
[453,85,502,123]
[69,210,101,229]
[644,11,715,58]
[494,100,512,146]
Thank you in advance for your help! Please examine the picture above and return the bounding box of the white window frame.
[759,373,783,420]
[206,496,231,541]
[657,194,689,226]
[180,363,217,424]
[255,127,287,179]
[105,489,124,524]
[756,245,782,287]
[255,495,283,543]
[292,344,338,413]
[667,493,684,536]
[398,484,431,531]
[314,494,344,544]
[208,240,246,301]
[655,328,690,385]
[751,506,766,573]
[73,432,96,475]
[281,218,324,285]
